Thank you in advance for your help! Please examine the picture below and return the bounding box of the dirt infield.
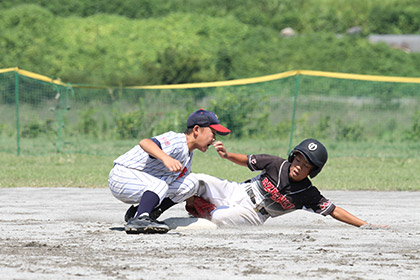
[1,188,419,280]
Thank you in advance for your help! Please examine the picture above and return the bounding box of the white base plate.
[163,217,218,231]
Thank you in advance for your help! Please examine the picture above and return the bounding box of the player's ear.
[192,125,200,136]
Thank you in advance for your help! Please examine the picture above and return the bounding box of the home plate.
[163,217,218,231]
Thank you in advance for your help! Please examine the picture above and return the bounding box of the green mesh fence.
[1,68,420,159]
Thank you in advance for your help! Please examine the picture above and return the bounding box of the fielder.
[108,109,230,234]
[183,139,389,229]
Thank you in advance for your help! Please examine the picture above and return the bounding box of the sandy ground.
[0,188,419,280]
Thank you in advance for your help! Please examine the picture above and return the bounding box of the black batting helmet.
[288,138,328,178]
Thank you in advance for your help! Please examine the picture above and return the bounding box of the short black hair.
[184,127,194,135]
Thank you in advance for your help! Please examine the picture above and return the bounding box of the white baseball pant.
[109,164,198,205]
[191,173,268,226]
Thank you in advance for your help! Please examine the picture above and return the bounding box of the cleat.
[125,204,163,222]
[125,215,169,234]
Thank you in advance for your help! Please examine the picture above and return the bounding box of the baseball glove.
[185,196,215,219]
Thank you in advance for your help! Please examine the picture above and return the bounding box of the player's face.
[289,153,313,181]
[196,127,216,152]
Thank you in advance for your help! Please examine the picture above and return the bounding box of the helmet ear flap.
[309,167,321,178]
[288,150,296,163]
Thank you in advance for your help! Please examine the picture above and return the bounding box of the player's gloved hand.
[360,223,390,230]
[185,196,215,220]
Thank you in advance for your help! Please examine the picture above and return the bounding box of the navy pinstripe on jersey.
[113,131,193,184]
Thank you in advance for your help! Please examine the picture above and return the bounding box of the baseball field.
[2,1,420,279]
[1,187,419,280]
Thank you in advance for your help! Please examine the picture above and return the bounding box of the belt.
[246,187,269,216]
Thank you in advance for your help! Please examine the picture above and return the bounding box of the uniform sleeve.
[302,187,336,216]
[148,137,163,159]
[247,154,283,171]
[154,131,184,158]
[315,197,336,216]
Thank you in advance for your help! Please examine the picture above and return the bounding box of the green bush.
[335,119,365,141]
[78,108,99,137]
[112,97,149,139]
[272,120,293,140]
[209,90,271,138]
[21,119,55,138]
[114,111,143,139]
[0,123,7,136]
[404,111,420,141]
[151,110,190,136]
[3,0,420,34]
[2,3,420,86]
[298,115,332,140]
[368,3,420,34]
[142,46,204,85]
[291,113,324,140]
[0,5,62,76]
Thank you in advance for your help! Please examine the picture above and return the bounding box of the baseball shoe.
[125,215,169,234]
[124,204,163,222]
[124,205,138,222]
[150,207,163,220]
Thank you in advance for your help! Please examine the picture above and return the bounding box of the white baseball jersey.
[113,131,192,184]
[109,131,197,204]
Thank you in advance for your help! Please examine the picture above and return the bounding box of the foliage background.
[1,0,420,86]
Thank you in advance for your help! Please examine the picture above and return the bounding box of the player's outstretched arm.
[330,206,389,229]
[139,139,183,172]
[213,141,248,167]
[330,206,367,227]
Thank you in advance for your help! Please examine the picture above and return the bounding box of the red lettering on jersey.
[176,167,187,180]
[161,136,170,146]
[262,178,295,210]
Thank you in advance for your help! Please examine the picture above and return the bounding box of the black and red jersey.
[247,154,336,217]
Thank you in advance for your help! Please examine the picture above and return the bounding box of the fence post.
[288,73,300,153]
[15,70,20,156]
